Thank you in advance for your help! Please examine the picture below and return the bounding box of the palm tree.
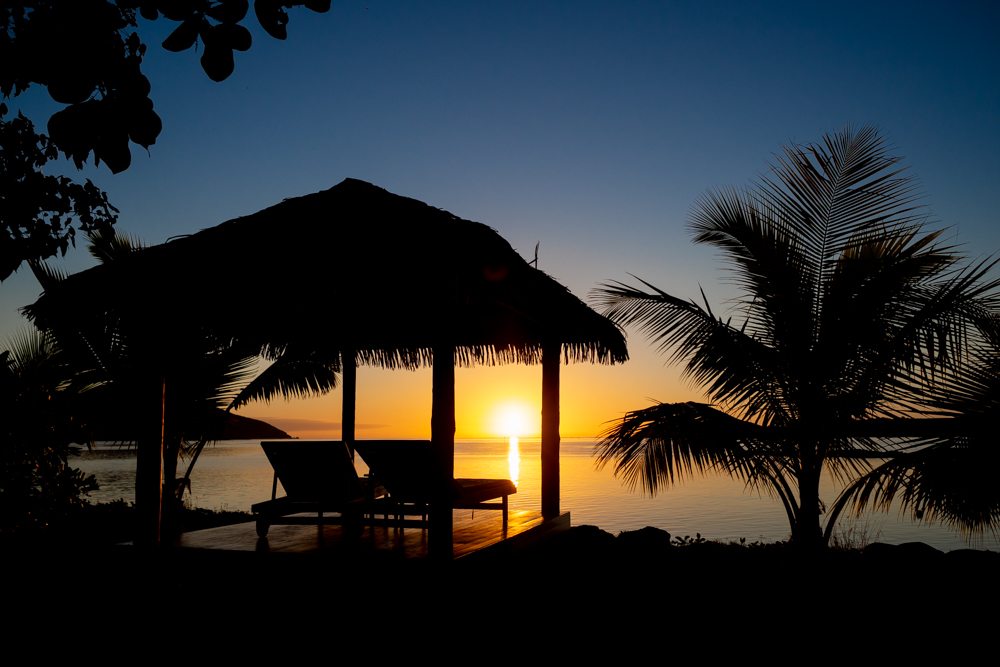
[592,126,999,549]
[0,328,98,538]
[29,230,341,537]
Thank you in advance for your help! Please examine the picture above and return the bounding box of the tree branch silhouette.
[0,1,331,279]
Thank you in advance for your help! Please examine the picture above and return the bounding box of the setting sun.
[492,401,535,438]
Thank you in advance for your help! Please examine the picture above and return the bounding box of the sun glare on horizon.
[492,401,534,438]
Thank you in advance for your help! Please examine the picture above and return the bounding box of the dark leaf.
[217,23,252,51]
[94,128,131,174]
[200,41,235,82]
[130,72,152,99]
[47,74,96,105]
[206,0,249,23]
[254,0,289,40]
[47,101,102,169]
[304,1,332,11]
[159,1,200,22]
[162,18,202,52]
[128,108,162,148]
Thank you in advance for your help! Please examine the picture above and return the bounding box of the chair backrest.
[261,440,364,503]
[354,440,459,502]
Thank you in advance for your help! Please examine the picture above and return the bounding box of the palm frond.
[830,436,1000,543]
[688,185,815,344]
[227,351,340,411]
[759,126,924,276]
[595,400,812,531]
[27,259,69,292]
[86,229,146,264]
[594,401,771,492]
[593,279,790,424]
[3,327,50,368]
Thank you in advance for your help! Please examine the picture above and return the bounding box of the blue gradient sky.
[3,1,998,436]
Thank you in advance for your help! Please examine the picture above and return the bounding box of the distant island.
[90,409,292,442]
[220,412,292,440]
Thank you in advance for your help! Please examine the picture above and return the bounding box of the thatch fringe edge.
[262,341,626,370]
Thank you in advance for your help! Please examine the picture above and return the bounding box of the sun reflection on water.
[507,436,520,487]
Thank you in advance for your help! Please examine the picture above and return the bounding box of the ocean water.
[69,438,999,552]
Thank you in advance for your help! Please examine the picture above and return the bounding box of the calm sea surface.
[70,438,998,552]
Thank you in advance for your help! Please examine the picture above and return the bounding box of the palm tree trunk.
[161,435,181,543]
[135,375,164,547]
[794,443,824,550]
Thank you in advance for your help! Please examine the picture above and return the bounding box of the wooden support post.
[136,375,165,547]
[430,342,455,558]
[542,342,561,517]
[342,348,356,460]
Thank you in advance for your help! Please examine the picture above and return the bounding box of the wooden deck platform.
[175,508,570,561]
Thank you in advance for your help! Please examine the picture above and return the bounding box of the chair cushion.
[261,440,365,503]
[355,440,515,505]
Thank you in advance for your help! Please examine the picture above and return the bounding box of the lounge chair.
[251,440,385,537]
[354,440,516,524]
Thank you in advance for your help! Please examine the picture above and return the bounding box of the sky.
[3,0,999,439]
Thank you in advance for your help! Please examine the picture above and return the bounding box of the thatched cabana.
[27,179,628,555]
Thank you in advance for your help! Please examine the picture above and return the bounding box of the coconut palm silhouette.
[593,126,1000,549]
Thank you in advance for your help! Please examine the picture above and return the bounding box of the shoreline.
[69,440,998,553]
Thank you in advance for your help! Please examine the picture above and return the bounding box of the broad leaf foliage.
[1,2,331,277]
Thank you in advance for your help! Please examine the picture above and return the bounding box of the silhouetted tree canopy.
[0,1,331,279]
[0,107,118,280]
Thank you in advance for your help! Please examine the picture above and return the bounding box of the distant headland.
[90,409,292,442]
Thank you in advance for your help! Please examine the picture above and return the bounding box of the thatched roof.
[26,179,627,368]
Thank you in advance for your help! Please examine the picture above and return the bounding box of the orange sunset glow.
[237,353,704,440]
